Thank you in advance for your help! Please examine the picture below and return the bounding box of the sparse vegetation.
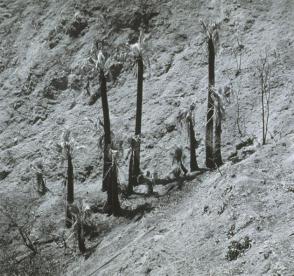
[256,50,275,145]
[226,236,251,261]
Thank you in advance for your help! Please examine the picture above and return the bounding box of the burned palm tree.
[70,200,91,253]
[89,49,121,215]
[129,30,149,186]
[177,104,200,172]
[127,136,140,195]
[59,130,75,228]
[212,88,225,167]
[31,160,47,195]
[200,20,220,169]
[171,146,188,176]
[89,50,112,193]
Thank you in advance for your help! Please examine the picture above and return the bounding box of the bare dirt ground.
[0,0,293,275]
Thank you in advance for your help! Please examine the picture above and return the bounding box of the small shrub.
[226,236,251,261]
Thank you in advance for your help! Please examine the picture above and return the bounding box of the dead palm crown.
[211,87,226,167]
[127,30,150,194]
[176,103,200,172]
[170,146,188,177]
[68,199,91,253]
[88,48,121,216]
[200,19,220,169]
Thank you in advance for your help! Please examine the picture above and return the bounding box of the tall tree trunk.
[214,104,223,167]
[100,70,121,215]
[133,57,144,184]
[205,37,215,169]
[100,71,111,192]
[66,152,74,228]
[189,117,199,172]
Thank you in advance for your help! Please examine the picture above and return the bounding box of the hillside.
[0,0,293,275]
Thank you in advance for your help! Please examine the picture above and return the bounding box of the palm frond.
[212,87,226,125]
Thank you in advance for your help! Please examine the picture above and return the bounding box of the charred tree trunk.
[36,172,46,195]
[133,57,144,184]
[105,162,121,216]
[205,37,215,169]
[67,153,74,204]
[214,104,223,167]
[189,117,199,172]
[66,151,74,228]
[77,217,86,253]
[100,71,111,192]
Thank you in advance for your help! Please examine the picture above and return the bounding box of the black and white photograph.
[0,0,293,275]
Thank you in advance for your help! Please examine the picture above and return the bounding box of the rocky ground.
[0,0,293,275]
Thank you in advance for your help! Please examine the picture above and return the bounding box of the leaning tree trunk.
[133,56,144,184]
[214,103,223,167]
[205,37,215,169]
[189,117,199,172]
[66,151,74,228]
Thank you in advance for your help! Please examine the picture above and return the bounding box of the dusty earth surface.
[0,0,294,275]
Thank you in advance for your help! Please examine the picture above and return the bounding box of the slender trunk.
[189,117,199,172]
[18,227,37,254]
[77,217,86,253]
[265,89,270,144]
[133,57,144,183]
[205,37,215,169]
[127,149,134,195]
[67,153,74,204]
[214,105,223,167]
[66,152,74,228]
[100,71,112,192]
[261,79,265,145]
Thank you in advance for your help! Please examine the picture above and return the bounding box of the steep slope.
[0,0,293,275]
